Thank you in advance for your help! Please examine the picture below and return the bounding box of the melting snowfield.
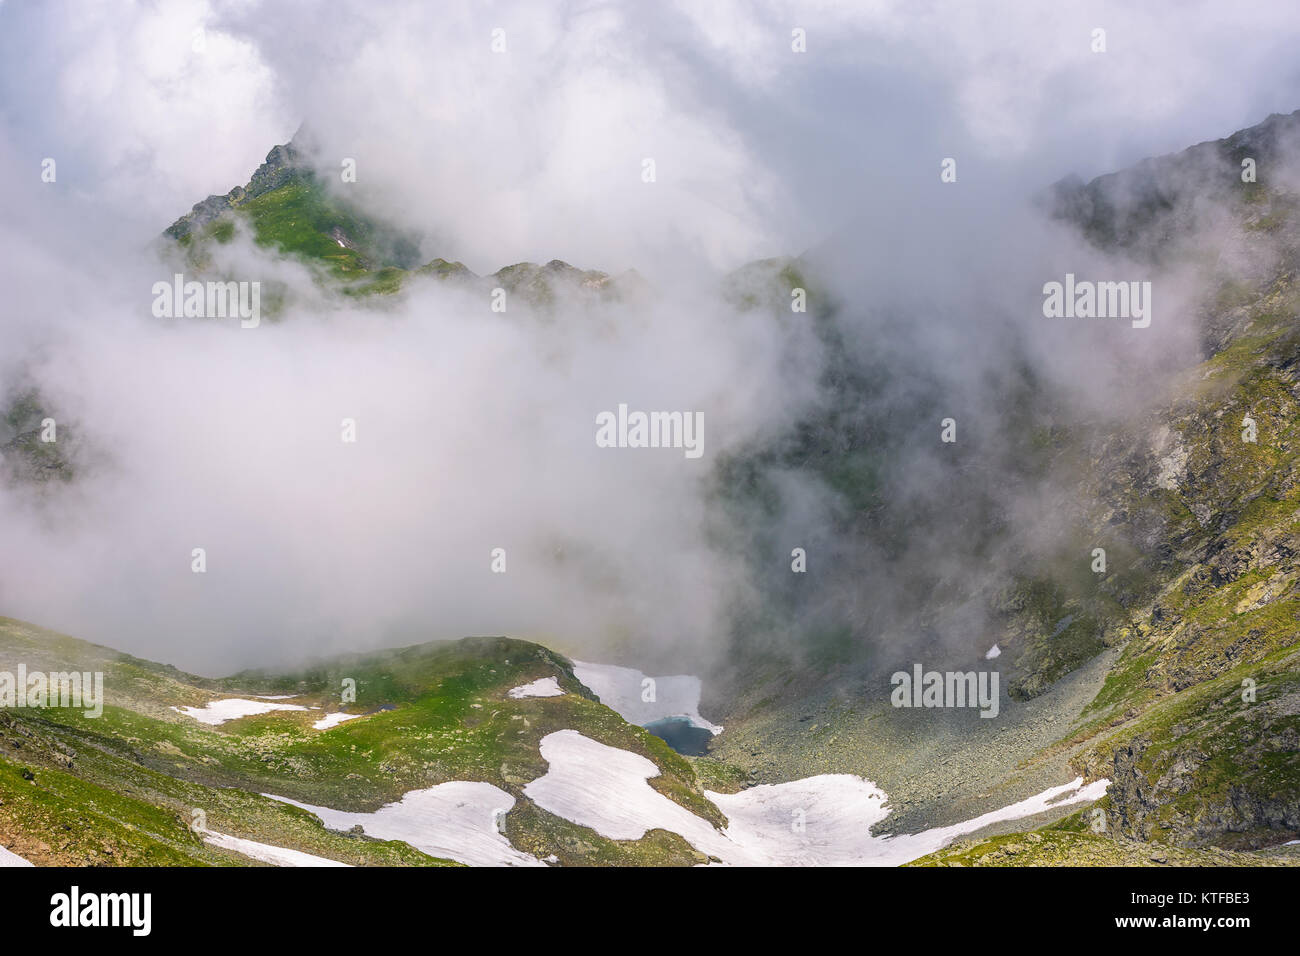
[571,661,722,734]
[200,830,351,867]
[526,729,740,859]
[525,729,1109,866]
[507,677,565,699]
[708,773,1110,866]
[312,712,361,730]
[172,698,309,724]
[267,782,544,867]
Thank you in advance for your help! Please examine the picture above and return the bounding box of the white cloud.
[0,0,1298,676]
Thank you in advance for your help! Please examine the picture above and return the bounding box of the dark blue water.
[644,717,712,756]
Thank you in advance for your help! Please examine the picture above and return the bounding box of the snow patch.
[709,774,1110,866]
[507,677,564,699]
[525,729,739,858]
[312,712,361,730]
[267,782,543,867]
[0,845,33,867]
[200,830,350,867]
[572,661,722,734]
[172,698,309,725]
[527,729,1110,866]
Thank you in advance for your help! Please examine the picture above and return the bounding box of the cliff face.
[0,388,75,486]
[1046,108,1300,259]
[1056,148,1300,848]
[163,138,308,241]
[711,110,1300,855]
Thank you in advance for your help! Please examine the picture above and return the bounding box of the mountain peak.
[164,132,309,240]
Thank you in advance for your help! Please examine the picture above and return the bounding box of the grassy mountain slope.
[165,134,638,307]
[909,809,1300,866]
[0,617,721,866]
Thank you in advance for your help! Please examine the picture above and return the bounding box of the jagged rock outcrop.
[1045,108,1300,256]
[0,388,75,485]
[164,137,308,240]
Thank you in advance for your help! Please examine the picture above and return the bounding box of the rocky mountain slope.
[710,110,1300,861]
[4,112,1300,866]
[162,128,640,305]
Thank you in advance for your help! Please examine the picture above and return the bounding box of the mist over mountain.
[4,1,1300,883]
[3,2,1300,683]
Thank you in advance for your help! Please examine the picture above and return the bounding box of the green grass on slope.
[174,173,633,306]
[1073,647,1300,848]
[0,622,724,865]
[0,713,452,866]
[174,171,425,298]
[237,177,400,277]
[907,828,1294,867]
[908,805,1298,866]
[0,753,207,866]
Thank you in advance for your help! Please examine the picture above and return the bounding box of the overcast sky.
[3,0,1299,273]
[1,1,1299,675]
